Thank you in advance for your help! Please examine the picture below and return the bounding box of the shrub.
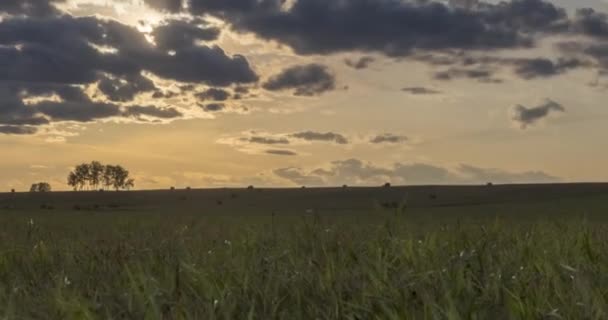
[383,182,391,188]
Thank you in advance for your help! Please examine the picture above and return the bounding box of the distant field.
[1,184,608,318]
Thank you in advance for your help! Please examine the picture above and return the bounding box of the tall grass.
[0,212,607,319]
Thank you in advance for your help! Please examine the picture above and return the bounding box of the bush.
[383,182,391,188]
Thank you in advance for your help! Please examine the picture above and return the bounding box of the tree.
[89,161,104,190]
[68,162,135,191]
[30,182,51,192]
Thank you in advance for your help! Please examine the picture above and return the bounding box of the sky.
[1,0,608,190]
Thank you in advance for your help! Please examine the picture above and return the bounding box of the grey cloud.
[263,64,336,96]
[34,100,121,122]
[196,88,231,101]
[202,103,226,112]
[457,164,558,184]
[274,158,559,186]
[265,149,298,156]
[345,56,375,69]
[0,13,259,133]
[513,57,589,79]
[370,134,408,144]
[0,0,64,17]
[273,167,325,185]
[434,67,502,83]
[143,0,183,12]
[0,125,38,135]
[0,15,258,86]
[512,99,565,128]
[401,87,442,95]
[152,19,220,51]
[197,0,565,57]
[98,74,157,102]
[244,136,290,145]
[124,106,182,119]
[290,131,348,144]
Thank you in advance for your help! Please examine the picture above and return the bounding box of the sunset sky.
[2,0,608,190]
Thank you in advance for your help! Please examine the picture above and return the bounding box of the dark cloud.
[345,56,375,69]
[206,0,568,57]
[143,0,183,12]
[290,131,348,144]
[98,74,156,102]
[434,67,502,83]
[370,134,408,144]
[0,125,38,135]
[196,88,231,101]
[263,64,336,96]
[0,0,64,17]
[34,100,121,122]
[0,12,259,133]
[123,106,182,119]
[0,15,258,86]
[265,149,298,156]
[243,136,290,145]
[512,99,565,128]
[401,87,442,95]
[202,103,226,112]
[571,8,608,39]
[513,57,589,79]
[152,19,220,51]
[274,158,559,186]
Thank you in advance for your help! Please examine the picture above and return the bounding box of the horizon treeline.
[67,161,135,191]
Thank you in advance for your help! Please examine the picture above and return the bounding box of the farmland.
[1,184,608,319]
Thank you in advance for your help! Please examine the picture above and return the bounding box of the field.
[1,184,608,319]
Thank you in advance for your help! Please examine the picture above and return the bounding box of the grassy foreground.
[0,211,607,320]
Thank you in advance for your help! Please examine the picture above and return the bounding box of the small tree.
[30,182,51,193]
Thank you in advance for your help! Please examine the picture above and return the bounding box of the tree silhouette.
[30,182,51,192]
[68,162,135,191]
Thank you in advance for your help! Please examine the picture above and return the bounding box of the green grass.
[0,210,607,319]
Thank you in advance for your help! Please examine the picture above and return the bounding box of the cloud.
[512,99,565,128]
[244,136,290,145]
[196,88,232,101]
[195,0,566,57]
[401,87,442,95]
[513,58,589,79]
[123,106,183,119]
[290,131,348,144]
[345,56,375,69]
[273,167,325,185]
[152,19,221,51]
[0,12,260,134]
[202,103,226,112]
[143,0,183,13]
[265,149,298,156]
[0,0,64,17]
[0,125,37,135]
[434,67,502,83]
[263,64,336,96]
[274,158,559,186]
[97,74,157,102]
[370,134,408,144]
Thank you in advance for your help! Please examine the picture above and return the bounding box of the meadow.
[1,184,608,319]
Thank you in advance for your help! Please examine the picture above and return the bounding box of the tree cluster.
[30,182,51,193]
[68,161,135,191]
